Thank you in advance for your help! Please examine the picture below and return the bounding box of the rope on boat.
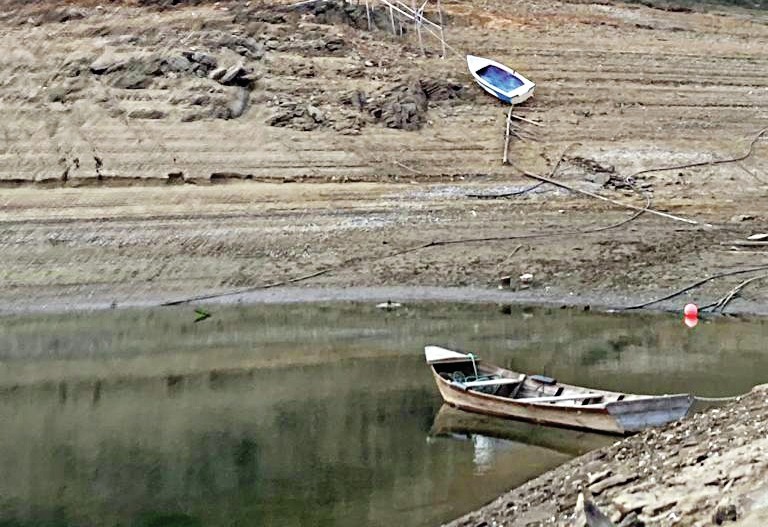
[468,353,478,379]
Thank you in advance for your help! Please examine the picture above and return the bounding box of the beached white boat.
[425,346,693,435]
[466,55,535,105]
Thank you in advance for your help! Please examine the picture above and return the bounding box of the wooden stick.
[286,0,326,8]
[510,113,545,127]
[393,160,423,174]
[437,0,446,58]
[509,164,713,227]
[720,240,768,247]
[502,106,512,164]
[365,0,372,30]
[389,0,441,29]
[413,0,424,56]
[711,274,768,313]
[378,0,460,56]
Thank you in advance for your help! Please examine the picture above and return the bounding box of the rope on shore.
[160,269,330,306]
[623,126,768,184]
[161,127,766,307]
[620,264,768,310]
[161,146,652,306]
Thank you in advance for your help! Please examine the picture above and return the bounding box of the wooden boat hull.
[425,346,694,435]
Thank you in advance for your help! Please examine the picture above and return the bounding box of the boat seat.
[530,374,556,385]
[463,378,521,388]
[520,393,603,404]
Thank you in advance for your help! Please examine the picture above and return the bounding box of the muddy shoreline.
[4,284,768,319]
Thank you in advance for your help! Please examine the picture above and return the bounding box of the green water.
[0,303,766,526]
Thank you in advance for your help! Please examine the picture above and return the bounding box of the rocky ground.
[0,0,767,314]
[447,385,768,527]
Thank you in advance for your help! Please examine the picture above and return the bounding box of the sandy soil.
[0,0,767,315]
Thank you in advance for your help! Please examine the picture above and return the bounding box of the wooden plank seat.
[463,378,522,388]
[518,393,604,404]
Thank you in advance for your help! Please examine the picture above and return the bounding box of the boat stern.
[606,394,694,433]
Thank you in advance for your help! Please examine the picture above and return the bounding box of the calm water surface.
[1,303,767,526]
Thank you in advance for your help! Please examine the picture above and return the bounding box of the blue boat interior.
[476,64,525,93]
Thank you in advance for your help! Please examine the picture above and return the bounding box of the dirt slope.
[0,0,766,312]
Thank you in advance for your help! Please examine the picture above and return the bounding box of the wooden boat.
[425,346,694,435]
[466,55,535,105]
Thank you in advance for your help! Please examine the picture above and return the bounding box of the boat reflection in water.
[429,404,614,476]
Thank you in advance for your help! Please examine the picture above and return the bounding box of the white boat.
[466,54,535,105]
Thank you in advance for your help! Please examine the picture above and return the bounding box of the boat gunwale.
[429,364,692,411]
[430,365,613,415]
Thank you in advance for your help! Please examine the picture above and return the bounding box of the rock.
[731,214,755,223]
[420,79,470,102]
[252,10,286,24]
[617,512,644,527]
[227,88,250,119]
[217,34,265,60]
[325,36,346,52]
[713,499,738,524]
[612,494,651,515]
[372,82,427,130]
[182,51,218,75]
[62,51,94,77]
[90,52,127,75]
[128,109,167,120]
[180,111,208,123]
[110,70,153,89]
[218,63,252,87]
[160,55,193,74]
[589,473,639,496]
[266,103,323,131]
[588,470,613,486]
[590,173,612,187]
[306,104,324,123]
[209,67,227,81]
[340,90,367,110]
[189,94,211,106]
[46,79,84,103]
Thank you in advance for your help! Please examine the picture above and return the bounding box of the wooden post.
[412,0,424,56]
[437,0,446,58]
[365,0,372,30]
[502,106,513,164]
